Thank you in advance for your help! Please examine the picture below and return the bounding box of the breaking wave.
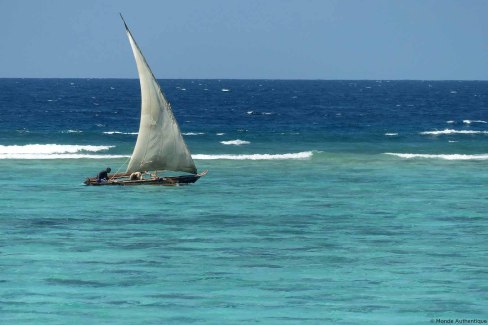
[446,120,487,125]
[247,111,275,116]
[193,151,314,160]
[385,153,488,160]
[463,120,487,124]
[61,129,83,134]
[103,131,138,135]
[220,139,251,145]
[420,129,488,135]
[0,144,127,159]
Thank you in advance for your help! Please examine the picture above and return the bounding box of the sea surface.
[1,79,487,324]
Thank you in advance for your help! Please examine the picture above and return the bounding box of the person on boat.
[97,167,112,183]
[129,171,143,180]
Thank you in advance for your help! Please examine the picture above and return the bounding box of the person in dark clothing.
[97,167,112,183]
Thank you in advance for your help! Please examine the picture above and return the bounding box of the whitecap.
[385,153,488,160]
[182,132,205,136]
[103,131,138,135]
[0,144,113,154]
[463,120,487,124]
[247,111,274,116]
[216,133,225,136]
[193,151,314,160]
[221,88,230,92]
[0,144,120,159]
[220,140,250,145]
[385,133,398,136]
[420,129,488,135]
[62,130,83,134]
[0,154,129,160]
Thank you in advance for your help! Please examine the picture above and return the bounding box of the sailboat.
[84,15,207,186]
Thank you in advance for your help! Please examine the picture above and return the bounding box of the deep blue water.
[1,79,488,324]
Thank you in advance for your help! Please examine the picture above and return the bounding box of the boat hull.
[84,170,207,186]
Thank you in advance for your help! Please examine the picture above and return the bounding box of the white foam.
[103,131,138,135]
[463,120,487,124]
[193,151,313,160]
[182,132,205,136]
[385,133,398,136]
[216,133,225,136]
[0,144,113,154]
[420,129,488,135]
[220,139,250,145]
[62,129,83,133]
[446,120,455,124]
[221,88,230,92]
[0,144,121,159]
[385,153,488,160]
[0,153,129,160]
[247,111,274,116]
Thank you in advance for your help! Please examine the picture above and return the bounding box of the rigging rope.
[109,156,131,181]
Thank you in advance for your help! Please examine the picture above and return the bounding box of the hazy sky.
[1,0,487,79]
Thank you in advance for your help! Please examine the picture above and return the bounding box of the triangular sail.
[122,16,197,174]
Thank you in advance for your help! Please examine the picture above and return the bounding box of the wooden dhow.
[84,15,206,186]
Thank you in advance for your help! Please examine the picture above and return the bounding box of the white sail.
[122,17,197,174]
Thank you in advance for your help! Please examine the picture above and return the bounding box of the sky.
[1,0,488,80]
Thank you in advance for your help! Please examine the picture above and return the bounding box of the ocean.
[1,79,487,324]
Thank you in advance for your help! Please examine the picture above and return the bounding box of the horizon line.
[1,77,488,82]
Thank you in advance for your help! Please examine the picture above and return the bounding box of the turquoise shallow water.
[1,154,488,324]
[1,79,488,323]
